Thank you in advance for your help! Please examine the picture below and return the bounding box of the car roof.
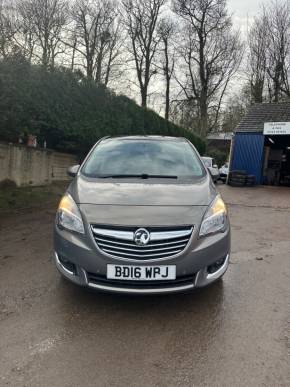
[100,135,188,143]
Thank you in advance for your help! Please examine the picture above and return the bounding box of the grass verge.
[0,181,68,214]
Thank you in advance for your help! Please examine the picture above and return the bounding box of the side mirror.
[213,164,218,169]
[67,164,80,177]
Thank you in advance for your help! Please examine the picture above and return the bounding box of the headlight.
[57,193,85,234]
[199,195,227,237]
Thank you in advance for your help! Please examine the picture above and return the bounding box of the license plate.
[107,264,176,281]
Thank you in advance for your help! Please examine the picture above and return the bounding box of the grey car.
[54,136,230,294]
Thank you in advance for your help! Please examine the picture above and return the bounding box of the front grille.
[91,225,193,261]
[87,272,195,289]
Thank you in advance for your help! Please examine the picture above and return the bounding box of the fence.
[0,142,78,186]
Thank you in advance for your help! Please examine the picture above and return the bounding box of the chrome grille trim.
[92,228,133,241]
[150,229,192,241]
[95,236,190,248]
[97,242,187,253]
[87,282,194,294]
[91,226,193,261]
[102,248,183,258]
[91,227,192,241]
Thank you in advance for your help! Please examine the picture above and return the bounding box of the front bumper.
[55,252,229,294]
[54,216,230,295]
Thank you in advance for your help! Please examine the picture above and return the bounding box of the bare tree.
[265,1,290,101]
[16,0,68,68]
[248,14,269,103]
[67,0,121,85]
[0,0,18,58]
[69,31,78,70]
[103,20,126,86]
[122,0,166,108]
[13,1,38,62]
[221,84,251,132]
[158,17,176,120]
[173,0,243,137]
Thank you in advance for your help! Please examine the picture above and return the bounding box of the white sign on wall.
[264,122,290,135]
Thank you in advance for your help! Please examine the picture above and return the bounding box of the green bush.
[0,57,205,156]
[206,148,228,167]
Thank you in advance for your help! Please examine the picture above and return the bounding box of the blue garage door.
[231,133,264,184]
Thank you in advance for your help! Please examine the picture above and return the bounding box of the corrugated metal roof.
[235,102,290,133]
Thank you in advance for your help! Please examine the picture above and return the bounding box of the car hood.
[69,175,216,207]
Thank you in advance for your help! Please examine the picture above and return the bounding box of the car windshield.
[82,139,205,179]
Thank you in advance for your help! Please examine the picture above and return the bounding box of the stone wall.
[0,142,77,186]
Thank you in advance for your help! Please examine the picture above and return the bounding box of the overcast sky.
[228,0,261,33]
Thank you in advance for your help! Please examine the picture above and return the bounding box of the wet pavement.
[0,185,290,386]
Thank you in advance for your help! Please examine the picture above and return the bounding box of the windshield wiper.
[97,174,178,179]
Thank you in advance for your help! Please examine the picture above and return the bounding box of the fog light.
[58,254,76,275]
[207,257,226,274]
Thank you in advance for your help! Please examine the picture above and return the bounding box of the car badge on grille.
[134,228,150,246]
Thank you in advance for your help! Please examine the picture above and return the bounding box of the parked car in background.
[54,136,230,295]
[219,162,229,183]
[201,157,220,183]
